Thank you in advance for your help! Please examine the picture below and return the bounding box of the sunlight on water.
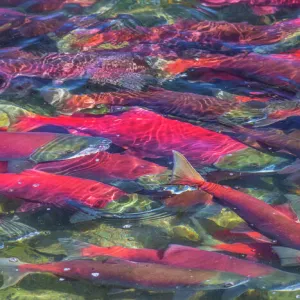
[0,0,298,299]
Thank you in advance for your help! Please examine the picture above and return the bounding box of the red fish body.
[11,108,247,167]
[59,239,275,277]
[0,0,96,12]
[0,52,152,92]
[198,0,300,15]
[165,53,300,92]
[46,88,238,117]
[33,151,167,181]
[0,131,111,164]
[72,19,299,51]
[0,169,126,209]
[0,256,250,294]
[222,124,300,158]
[171,151,300,250]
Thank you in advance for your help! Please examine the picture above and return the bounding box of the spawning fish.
[164,52,300,92]
[198,0,300,15]
[0,131,111,165]
[0,255,252,300]
[42,87,266,124]
[9,107,294,172]
[220,120,300,158]
[0,51,154,92]
[0,0,96,12]
[77,18,299,53]
[0,169,127,212]
[169,150,300,250]
[58,238,275,278]
[32,151,167,182]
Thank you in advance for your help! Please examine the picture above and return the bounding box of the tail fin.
[58,238,90,259]
[272,246,300,267]
[41,88,71,112]
[0,216,40,242]
[0,258,29,289]
[171,151,205,185]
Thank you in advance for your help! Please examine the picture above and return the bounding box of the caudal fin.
[0,258,29,289]
[171,151,205,185]
[58,238,91,259]
[272,246,300,267]
[0,216,40,242]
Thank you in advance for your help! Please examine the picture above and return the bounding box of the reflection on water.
[0,0,299,299]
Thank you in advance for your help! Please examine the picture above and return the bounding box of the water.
[0,0,299,299]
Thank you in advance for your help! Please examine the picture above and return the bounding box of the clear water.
[0,0,299,299]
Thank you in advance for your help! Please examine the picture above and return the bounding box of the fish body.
[0,52,152,92]
[0,131,111,163]
[222,123,300,158]
[11,108,248,167]
[0,0,96,12]
[33,151,167,181]
[59,239,275,277]
[44,88,238,117]
[0,256,250,296]
[198,0,300,15]
[171,151,300,250]
[165,53,300,92]
[0,169,126,209]
[71,19,299,53]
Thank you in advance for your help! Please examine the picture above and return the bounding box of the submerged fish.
[220,121,300,158]
[169,151,300,250]
[0,132,111,164]
[0,169,127,211]
[43,87,266,124]
[0,256,251,299]
[0,52,154,92]
[0,0,96,12]
[164,53,300,92]
[9,106,292,172]
[58,238,275,278]
[32,151,167,182]
[198,0,300,15]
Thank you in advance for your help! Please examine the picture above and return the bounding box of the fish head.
[30,135,112,163]
[251,270,300,293]
[214,148,294,173]
[201,271,250,291]
[0,100,33,128]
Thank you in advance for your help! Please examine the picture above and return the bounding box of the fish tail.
[171,150,206,186]
[0,216,40,242]
[41,88,72,111]
[0,258,29,289]
[272,246,300,267]
[58,238,90,259]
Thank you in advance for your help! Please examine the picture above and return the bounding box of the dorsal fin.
[272,246,300,267]
[171,151,205,185]
[272,203,299,222]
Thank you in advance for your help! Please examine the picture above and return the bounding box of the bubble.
[95,159,100,162]
[91,273,99,277]
[8,189,14,192]
[32,183,40,188]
